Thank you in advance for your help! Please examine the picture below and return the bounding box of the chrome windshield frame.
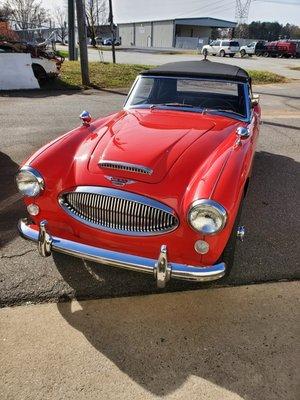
[124,75,251,123]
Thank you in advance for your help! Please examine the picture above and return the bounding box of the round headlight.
[188,199,227,235]
[16,167,44,197]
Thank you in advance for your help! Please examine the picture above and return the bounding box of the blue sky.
[44,0,300,26]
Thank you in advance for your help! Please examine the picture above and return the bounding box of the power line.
[175,0,236,19]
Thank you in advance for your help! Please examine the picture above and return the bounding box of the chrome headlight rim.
[187,199,227,235]
[16,166,45,197]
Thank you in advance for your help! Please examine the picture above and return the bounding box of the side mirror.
[236,127,250,144]
[80,110,92,127]
[251,94,260,107]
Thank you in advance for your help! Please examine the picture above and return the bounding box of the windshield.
[126,76,248,119]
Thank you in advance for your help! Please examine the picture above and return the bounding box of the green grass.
[50,61,288,90]
[289,66,300,71]
[55,49,69,59]
[53,61,152,90]
[247,70,288,85]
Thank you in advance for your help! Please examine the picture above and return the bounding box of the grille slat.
[61,189,179,235]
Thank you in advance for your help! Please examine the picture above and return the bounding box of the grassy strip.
[248,70,287,85]
[50,61,151,90]
[49,61,288,90]
[56,49,69,58]
[289,66,300,71]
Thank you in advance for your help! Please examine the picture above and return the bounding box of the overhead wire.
[174,0,236,19]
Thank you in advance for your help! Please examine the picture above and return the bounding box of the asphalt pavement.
[0,82,299,306]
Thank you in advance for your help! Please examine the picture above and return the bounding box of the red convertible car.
[16,61,261,288]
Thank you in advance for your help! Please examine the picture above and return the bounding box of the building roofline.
[117,16,237,26]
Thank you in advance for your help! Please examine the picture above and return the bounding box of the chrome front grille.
[98,160,153,175]
[59,187,179,236]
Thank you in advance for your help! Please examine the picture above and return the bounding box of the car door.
[207,41,216,54]
[212,40,221,54]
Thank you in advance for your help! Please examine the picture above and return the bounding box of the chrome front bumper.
[18,219,226,288]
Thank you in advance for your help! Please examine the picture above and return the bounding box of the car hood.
[88,109,216,183]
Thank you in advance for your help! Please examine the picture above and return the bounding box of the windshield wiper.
[150,103,198,109]
[203,108,244,118]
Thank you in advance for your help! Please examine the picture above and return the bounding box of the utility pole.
[108,0,116,63]
[75,0,90,85]
[68,0,77,60]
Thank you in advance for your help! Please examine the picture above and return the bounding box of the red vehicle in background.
[264,40,298,58]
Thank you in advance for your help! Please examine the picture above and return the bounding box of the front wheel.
[220,199,244,276]
[220,50,226,57]
[240,49,246,57]
[32,64,47,85]
[202,48,208,57]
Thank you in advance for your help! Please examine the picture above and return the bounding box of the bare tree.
[53,6,67,44]
[5,0,49,29]
[85,0,107,47]
[0,4,12,21]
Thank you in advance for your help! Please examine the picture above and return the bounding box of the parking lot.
[0,78,299,306]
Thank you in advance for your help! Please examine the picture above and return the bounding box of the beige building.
[118,17,237,49]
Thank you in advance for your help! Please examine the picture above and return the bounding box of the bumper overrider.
[18,218,226,288]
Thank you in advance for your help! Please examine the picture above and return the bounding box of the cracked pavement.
[0,82,299,307]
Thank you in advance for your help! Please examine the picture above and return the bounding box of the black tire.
[32,64,47,85]
[220,199,244,277]
[240,49,246,57]
[229,53,235,58]
[220,50,226,57]
[202,48,208,57]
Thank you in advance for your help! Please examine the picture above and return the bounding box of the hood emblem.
[105,176,135,187]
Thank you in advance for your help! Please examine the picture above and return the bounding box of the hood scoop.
[99,160,153,176]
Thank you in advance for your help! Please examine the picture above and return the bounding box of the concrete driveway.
[0,282,299,400]
[0,82,299,306]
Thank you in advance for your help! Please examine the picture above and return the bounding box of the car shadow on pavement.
[50,150,299,397]
[0,152,25,248]
[56,283,297,399]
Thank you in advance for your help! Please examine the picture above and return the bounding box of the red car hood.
[88,109,216,183]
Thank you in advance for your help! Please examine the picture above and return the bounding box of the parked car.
[16,60,261,288]
[202,40,240,57]
[93,36,121,46]
[264,40,298,58]
[0,40,64,84]
[240,41,266,57]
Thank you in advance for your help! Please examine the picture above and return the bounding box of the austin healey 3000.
[16,60,261,287]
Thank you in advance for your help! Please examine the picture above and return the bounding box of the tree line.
[234,21,300,40]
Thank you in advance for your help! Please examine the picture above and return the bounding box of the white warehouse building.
[118,17,237,49]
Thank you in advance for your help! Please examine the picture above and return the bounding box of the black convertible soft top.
[141,60,250,83]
